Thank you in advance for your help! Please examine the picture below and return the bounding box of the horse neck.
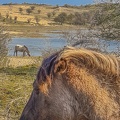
[24,46,30,55]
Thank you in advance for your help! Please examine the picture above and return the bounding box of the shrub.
[54,12,67,25]
[26,8,32,14]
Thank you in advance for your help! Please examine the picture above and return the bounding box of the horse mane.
[56,46,120,77]
[38,46,120,86]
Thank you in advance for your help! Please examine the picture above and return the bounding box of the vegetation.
[0,65,38,119]
[26,8,32,14]
[0,2,120,119]
[0,26,10,67]
[90,3,120,40]
[54,12,67,25]
[0,3,119,40]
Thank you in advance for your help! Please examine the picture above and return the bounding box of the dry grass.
[8,56,41,67]
[0,4,95,26]
[0,4,96,37]
[0,56,41,119]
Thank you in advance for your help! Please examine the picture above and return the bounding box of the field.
[8,56,41,67]
[0,56,42,119]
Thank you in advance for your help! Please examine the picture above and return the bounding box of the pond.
[8,37,67,56]
[8,32,120,56]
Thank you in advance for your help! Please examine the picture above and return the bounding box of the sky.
[0,0,93,6]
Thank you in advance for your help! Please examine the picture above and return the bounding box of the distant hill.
[0,4,96,26]
[0,3,119,39]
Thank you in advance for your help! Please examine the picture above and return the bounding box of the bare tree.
[0,25,11,67]
[63,2,120,55]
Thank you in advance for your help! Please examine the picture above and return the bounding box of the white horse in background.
[14,45,30,56]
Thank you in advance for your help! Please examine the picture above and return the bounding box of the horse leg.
[14,51,15,56]
[16,51,17,56]
[14,51,17,56]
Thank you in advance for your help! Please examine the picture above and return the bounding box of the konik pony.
[20,46,120,120]
[14,45,30,56]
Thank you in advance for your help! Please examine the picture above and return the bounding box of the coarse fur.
[14,45,30,56]
[20,46,120,120]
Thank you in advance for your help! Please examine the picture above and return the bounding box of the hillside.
[0,3,119,39]
[0,4,98,38]
[0,4,95,26]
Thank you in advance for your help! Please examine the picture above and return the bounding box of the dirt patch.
[8,56,41,67]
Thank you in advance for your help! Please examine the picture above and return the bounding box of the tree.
[30,6,35,10]
[54,12,67,24]
[19,7,23,14]
[90,3,120,40]
[67,14,74,24]
[26,8,32,14]
[73,12,87,25]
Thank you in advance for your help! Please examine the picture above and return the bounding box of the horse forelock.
[37,52,59,84]
[58,47,120,77]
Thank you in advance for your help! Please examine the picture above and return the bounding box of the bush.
[26,8,32,14]
[54,12,67,24]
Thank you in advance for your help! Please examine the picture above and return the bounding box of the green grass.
[0,65,38,120]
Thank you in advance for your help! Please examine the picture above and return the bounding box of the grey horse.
[14,45,30,56]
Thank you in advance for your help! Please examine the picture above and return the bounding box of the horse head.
[20,46,120,120]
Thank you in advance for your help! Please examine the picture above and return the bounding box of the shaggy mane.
[57,46,120,77]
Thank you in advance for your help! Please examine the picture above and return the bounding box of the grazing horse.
[14,45,30,56]
[20,46,120,120]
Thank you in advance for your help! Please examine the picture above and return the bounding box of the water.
[97,39,120,54]
[8,37,67,56]
[8,34,120,56]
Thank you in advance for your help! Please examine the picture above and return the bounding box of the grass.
[6,25,78,38]
[0,65,38,120]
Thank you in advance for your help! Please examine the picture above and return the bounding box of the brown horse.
[20,46,120,120]
[14,45,30,56]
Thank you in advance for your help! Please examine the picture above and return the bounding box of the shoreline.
[5,24,83,38]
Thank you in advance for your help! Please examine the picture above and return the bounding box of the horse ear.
[54,59,67,74]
